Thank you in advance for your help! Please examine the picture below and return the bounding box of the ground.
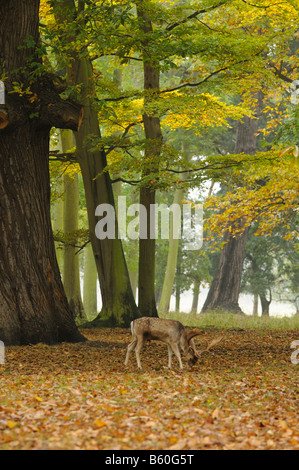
[0,327,298,450]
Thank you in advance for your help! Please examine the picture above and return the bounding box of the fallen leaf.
[6,420,18,428]
[93,420,107,428]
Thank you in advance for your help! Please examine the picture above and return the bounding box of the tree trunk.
[73,58,139,326]
[51,131,64,274]
[51,1,140,327]
[159,187,185,315]
[253,293,259,316]
[0,0,85,345]
[138,186,158,317]
[191,281,200,314]
[129,268,138,301]
[52,186,64,273]
[175,211,183,314]
[62,130,86,323]
[83,243,98,318]
[202,226,249,313]
[137,5,162,317]
[175,281,180,313]
[201,95,261,314]
[260,290,271,316]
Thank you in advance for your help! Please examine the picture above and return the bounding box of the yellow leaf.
[6,420,18,428]
[94,420,107,428]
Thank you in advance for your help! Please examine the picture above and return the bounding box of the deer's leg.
[135,338,144,369]
[167,345,173,369]
[169,342,183,369]
[125,338,137,365]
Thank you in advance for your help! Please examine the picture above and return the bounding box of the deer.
[124,317,205,370]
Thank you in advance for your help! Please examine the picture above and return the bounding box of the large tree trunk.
[73,58,139,326]
[0,0,85,345]
[202,226,249,313]
[138,186,158,317]
[137,5,162,317]
[202,98,261,314]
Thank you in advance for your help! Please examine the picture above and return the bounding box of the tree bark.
[62,130,86,323]
[159,187,185,315]
[0,0,85,345]
[83,243,98,318]
[51,133,64,274]
[253,293,259,316]
[201,226,249,313]
[138,186,158,316]
[191,281,200,314]
[175,248,182,313]
[137,5,162,317]
[260,290,271,316]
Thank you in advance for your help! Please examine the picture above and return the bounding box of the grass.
[160,311,299,330]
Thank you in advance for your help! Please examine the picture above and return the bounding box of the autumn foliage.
[0,327,298,450]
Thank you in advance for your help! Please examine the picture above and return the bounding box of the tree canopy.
[0,0,298,344]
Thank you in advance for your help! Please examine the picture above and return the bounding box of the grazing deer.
[124,317,204,369]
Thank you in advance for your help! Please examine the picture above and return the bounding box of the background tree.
[49,0,140,326]
[61,130,86,322]
[202,96,261,313]
[242,222,299,316]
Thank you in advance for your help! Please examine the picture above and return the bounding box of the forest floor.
[0,326,298,450]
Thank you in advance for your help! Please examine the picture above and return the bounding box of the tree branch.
[165,1,229,32]
[102,52,263,103]
[159,65,229,94]
[39,97,84,131]
[268,61,294,84]
[49,151,77,162]
[111,176,141,185]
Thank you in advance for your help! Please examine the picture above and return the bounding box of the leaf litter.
[0,327,298,450]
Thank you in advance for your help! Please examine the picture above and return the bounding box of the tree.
[242,223,299,316]
[50,133,64,273]
[49,0,140,326]
[158,186,185,315]
[61,130,86,323]
[0,0,85,345]
[202,94,262,313]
